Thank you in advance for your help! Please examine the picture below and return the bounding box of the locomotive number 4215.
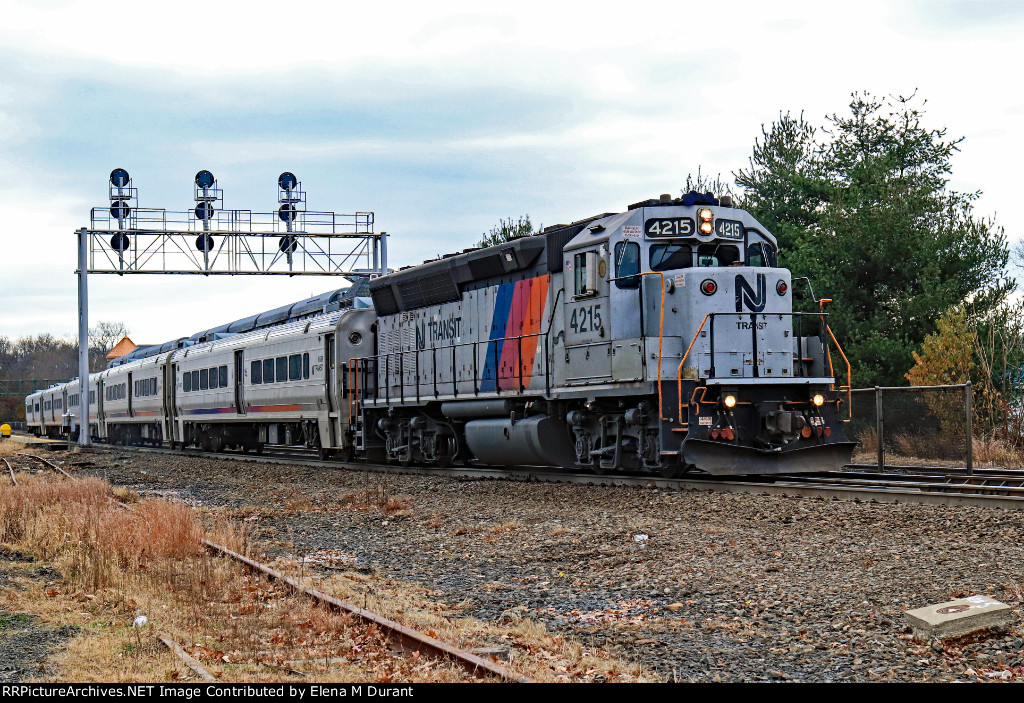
[570,304,602,334]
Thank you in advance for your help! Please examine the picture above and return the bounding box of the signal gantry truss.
[85,207,383,276]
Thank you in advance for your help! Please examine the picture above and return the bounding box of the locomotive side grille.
[398,270,460,309]
[371,285,400,315]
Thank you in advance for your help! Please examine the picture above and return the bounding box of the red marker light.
[777,280,788,295]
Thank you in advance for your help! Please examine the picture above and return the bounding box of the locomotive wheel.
[434,436,457,468]
[658,464,685,479]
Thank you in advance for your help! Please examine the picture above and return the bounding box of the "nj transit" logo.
[735,274,766,312]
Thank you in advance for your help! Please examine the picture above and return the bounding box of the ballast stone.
[905,595,1013,642]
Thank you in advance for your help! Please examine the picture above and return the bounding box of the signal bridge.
[87,169,386,276]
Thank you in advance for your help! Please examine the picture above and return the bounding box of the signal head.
[278,203,297,222]
[195,170,215,189]
[278,172,298,190]
[109,168,130,187]
[195,202,214,220]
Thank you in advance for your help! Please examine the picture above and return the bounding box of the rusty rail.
[17,452,77,480]
[2,457,16,486]
[158,632,217,681]
[202,539,532,683]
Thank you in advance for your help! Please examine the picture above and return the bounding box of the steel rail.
[158,632,217,682]
[201,540,533,683]
[77,443,1024,510]
[2,457,16,486]
[17,452,77,480]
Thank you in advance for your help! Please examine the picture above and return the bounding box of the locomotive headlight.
[699,221,714,234]
[812,394,825,406]
[723,395,737,408]
[698,208,713,221]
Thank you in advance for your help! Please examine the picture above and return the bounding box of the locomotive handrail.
[675,311,838,426]
[353,331,551,405]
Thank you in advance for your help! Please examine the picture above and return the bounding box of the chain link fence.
[848,384,973,471]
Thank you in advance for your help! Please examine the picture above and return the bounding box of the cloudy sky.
[1,0,1021,345]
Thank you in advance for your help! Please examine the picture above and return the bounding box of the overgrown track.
[3,457,16,486]
[202,540,533,683]
[62,441,1024,511]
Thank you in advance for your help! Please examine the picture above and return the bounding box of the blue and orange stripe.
[480,274,550,392]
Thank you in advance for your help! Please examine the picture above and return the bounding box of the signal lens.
[723,395,736,408]
[701,279,717,296]
[698,208,713,221]
[812,394,825,406]
[699,221,713,234]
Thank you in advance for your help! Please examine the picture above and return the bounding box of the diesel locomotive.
[27,192,856,476]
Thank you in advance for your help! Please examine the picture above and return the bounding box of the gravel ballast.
[68,448,1024,682]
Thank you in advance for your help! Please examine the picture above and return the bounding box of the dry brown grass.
[0,439,28,456]
[0,475,484,683]
[973,435,1024,467]
[1,471,649,682]
[269,559,652,683]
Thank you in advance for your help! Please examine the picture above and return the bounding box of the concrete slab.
[905,595,1013,642]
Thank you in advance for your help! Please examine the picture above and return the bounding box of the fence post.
[875,386,884,471]
[965,381,973,475]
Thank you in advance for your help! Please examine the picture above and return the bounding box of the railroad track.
[51,440,1024,511]
[201,540,532,682]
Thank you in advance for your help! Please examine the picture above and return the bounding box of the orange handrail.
[676,314,711,426]
[824,325,853,421]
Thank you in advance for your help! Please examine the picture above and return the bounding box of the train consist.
[27,192,856,475]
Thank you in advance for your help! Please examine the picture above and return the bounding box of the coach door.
[234,350,246,414]
[563,247,613,384]
[127,372,134,417]
[325,334,336,412]
[164,363,177,440]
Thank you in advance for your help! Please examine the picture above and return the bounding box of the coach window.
[303,353,310,379]
[184,372,192,392]
[190,370,198,392]
[199,368,208,391]
[219,365,228,388]
[650,242,692,271]
[289,354,302,381]
[613,242,641,289]
[276,356,288,383]
[251,360,262,384]
[263,358,274,383]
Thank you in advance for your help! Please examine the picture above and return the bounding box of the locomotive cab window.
[614,242,641,289]
[574,251,600,297]
[746,241,777,267]
[697,244,740,267]
[650,242,692,271]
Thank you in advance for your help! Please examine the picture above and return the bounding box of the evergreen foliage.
[478,215,536,248]
[733,92,1012,386]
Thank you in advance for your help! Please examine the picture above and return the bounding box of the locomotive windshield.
[696,244,740,267]
[649,242,692,270]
